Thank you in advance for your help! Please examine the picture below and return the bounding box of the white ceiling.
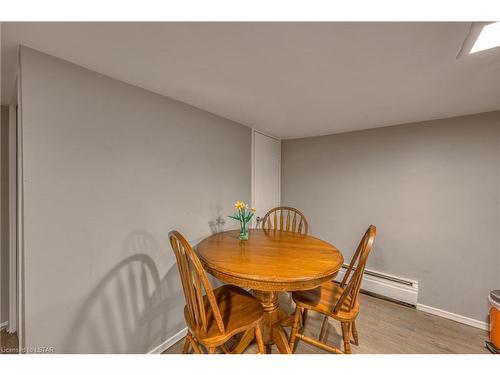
[2,22,499,139]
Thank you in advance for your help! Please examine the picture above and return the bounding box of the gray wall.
[282,111,500,323]
[0,105,9,325]
[19,47,250,353]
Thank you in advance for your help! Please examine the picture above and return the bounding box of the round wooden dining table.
[196,228,344,354]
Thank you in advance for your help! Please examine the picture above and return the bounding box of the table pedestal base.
[253,290,292,354]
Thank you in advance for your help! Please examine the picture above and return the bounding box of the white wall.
[19,46,251,353]
[282,111,500,324]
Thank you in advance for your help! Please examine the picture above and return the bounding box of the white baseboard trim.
[416,303,489,331]
[336,267,419,306]
[148,327,188,354]
[0,321,8,330]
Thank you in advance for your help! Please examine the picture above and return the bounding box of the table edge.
[201,259,342,292]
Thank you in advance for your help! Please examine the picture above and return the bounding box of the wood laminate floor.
[0,329,19,354]
[1,293,489,354]
[163,293,490,354]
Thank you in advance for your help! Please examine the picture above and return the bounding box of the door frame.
[15,67,25,351]
[8,96,17,334]
[6,66,24,352]
[251,129,281,228]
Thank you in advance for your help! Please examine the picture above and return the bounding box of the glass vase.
[239,222,249,241]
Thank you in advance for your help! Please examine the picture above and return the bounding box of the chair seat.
[185,284,264,345]
[292,281,359,321]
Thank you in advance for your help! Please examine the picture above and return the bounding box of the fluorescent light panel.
[470,22,500,53]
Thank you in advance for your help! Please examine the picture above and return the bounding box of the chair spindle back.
[261,206,309,235]
[169,230,225,335]
[334,225,377,313]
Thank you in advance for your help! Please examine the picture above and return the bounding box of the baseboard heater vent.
[336,265,419,306]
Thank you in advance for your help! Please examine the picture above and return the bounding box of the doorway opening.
[251,129,281,228]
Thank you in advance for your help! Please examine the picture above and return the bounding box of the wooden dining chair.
[261,206,309,235]
[288,225,377,354]
[169,230,265,354]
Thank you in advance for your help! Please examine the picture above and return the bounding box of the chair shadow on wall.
[62,230,183,353]
[208,204,226,234]
[208,216,226,234]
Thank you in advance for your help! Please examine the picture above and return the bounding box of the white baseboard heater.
[336,265,419,306]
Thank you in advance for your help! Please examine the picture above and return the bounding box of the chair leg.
[301,308,308,327]
[207,346,216,354]
[319,316,329,342]
[341,322,352,354]
[255,324,265,354]
[351,320,359,346]
[289,305,302,352]
[187,333,203,354]
[182,332,192,354]
[228,328,255,354]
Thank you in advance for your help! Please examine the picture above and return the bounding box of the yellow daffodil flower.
[234,201,246,210]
